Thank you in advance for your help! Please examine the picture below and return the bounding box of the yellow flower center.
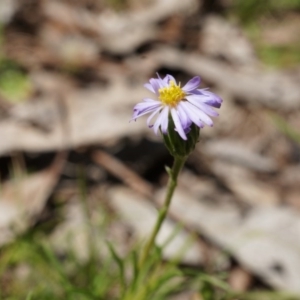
[158,81,186,107]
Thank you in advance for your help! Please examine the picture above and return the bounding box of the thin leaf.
[106,241,126,294]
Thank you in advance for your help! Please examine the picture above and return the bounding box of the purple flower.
[132,74,222,140]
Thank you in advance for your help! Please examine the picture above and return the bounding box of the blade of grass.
[272,114,300,144]
[106,241,126,295]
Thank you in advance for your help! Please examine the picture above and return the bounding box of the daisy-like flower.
[132,74,222,140]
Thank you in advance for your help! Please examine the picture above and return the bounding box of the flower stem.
[139,156,186,269]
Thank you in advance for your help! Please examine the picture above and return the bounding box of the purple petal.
[149,78,161,94]
[156,72,162,80]
[133,100,160,114]
[165,74,176,84]
[171,108,187,140]
[162,75,169,83]
[158,78,168,88]
[191,88,209,95]
[182,76,200,92]
[160,106,169,133]
[144,83,155,93]
[199,90,223,108]
[156,73,168,88]
[147,107,162,128]
[153,106,168,135]
[197,103,219,117]
[132,102,162,121]
[186,95,219,117]
[176,103,192,130]
[182,101,213,127]
[142,98,161,103]
[179,102,204,128]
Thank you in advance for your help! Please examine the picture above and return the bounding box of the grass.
[272,114,300,145]
[257,44,300,68]
[0,59,32,103]
[0,192,299,300]
[0,167,299,299]
[0,2,300,298]
[0,25,31,103]
[232,0,300,24]
[229,0,300,68]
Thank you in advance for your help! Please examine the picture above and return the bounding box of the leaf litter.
[0,0,300,297]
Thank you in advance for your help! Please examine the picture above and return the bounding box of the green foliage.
[229,0,300,68]
[0,172,299,299]
[233,0,271,23]
[162,115,200,158]
[105,0,128,11]
[257,44,300,68]
[0,232,118,300]
[0,218,299,300]
[272,114,300,145]
[0,59,31,102]
[0,26,31,102]
[232,0,300,23]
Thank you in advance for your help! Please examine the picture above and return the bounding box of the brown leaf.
[0,153,65,246]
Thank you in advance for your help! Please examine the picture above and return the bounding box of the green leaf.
[272,114,300,144]
[106,241,126,294]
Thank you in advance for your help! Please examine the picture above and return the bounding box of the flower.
[132,74,222,140]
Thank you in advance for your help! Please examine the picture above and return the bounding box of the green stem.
[139,156,186,269]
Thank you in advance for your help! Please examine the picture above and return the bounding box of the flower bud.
[162,114,200,158]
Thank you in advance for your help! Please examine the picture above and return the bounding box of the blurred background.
[0,0,300,299]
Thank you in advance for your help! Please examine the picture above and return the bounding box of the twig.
[92,150,154,198]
